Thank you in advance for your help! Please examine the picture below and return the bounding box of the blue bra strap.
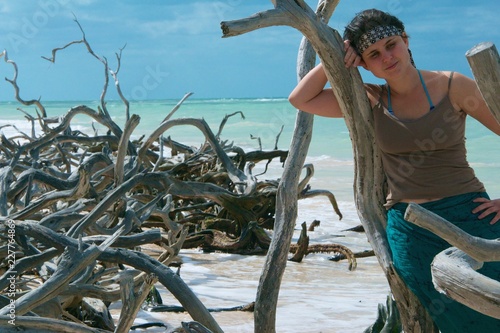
[387,69,434,115]
[418,69,435,110]
[387,84,393,115]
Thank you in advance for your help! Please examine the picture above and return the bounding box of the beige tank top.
[373,74,485,208]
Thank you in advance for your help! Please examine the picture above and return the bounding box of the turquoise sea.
[1,98,497,200]
[1,98,499,332]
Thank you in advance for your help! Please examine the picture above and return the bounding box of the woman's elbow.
[288,91,305,110]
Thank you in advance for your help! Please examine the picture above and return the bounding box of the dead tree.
[227,2,350,332]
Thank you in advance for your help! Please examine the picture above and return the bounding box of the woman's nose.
[381,50,392,63]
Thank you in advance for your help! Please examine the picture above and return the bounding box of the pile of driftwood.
[0,25,356,333]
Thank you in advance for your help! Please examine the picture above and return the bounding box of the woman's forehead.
[362,35,401,55]
[356,25,403,54]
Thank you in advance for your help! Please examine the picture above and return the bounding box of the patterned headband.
[356,25,403,54]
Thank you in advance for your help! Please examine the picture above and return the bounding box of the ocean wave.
[0,120,38,135]
[470,161,500,167]
[305,154,354,165]
[252,98,288,102]
[178,98,288,104]
[188,98,239,103]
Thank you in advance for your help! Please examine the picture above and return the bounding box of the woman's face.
[360,35,410,79]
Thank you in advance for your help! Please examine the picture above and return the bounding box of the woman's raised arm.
[288,41,366,118]
[288,63,343,118]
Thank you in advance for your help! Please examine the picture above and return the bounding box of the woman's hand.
[473,197,500,224]
[344,40,365,68]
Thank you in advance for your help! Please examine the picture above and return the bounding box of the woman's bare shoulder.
[364,83,384,106]
[425,70,456,85]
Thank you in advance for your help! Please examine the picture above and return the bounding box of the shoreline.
[109,200,390,333]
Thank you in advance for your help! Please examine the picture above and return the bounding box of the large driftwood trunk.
[222,1,436,332]
[405,204,500,319]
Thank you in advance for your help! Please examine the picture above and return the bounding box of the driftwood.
[115,273,158,332]
[466,42,500,121]
[405,204,500,319]
[224,2,346,332]
[363,295,401,333]
[289,221,357,270]
[147,302,255,313]
[0,18,352,333]
[221,1,435,332]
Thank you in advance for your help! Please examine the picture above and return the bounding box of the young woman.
[288,8,500,333]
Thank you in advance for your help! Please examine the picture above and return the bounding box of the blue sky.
[0,0,498,101]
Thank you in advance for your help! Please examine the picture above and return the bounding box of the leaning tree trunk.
[221,1,437,332]
[253,2,338,332]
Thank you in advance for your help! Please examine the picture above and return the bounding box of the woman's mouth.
[385,62,398,70]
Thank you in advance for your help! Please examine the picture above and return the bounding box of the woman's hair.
[343,9,406,55]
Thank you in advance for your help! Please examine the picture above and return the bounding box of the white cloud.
[0,2,12,13]
[71,0,99,5]
[134,2,273,38]
[137,3,229,38]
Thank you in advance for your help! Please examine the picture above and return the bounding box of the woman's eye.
[387,43,395,49]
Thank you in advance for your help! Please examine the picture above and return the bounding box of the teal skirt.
[387,192,500,333]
